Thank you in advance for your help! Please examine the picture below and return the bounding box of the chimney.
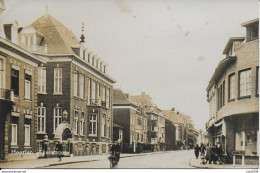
[0,0,6,38]
[171,107,175,112]
[141,92,145,96]
[80,22,85,43]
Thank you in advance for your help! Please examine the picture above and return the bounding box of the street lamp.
[62,110,68,123]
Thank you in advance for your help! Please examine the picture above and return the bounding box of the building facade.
[20,14,116,156]
[206,19,259,165]
[130,92,166,152]
[113,89,148,153]
[0,0,47,160]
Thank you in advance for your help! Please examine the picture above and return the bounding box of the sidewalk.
[0,152,149,169]
[189,157,259,169]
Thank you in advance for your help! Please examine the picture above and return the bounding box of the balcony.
[0,88,14,102]
[19,43,48,54]
[90,99,101,106]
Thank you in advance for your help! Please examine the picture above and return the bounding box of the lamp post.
[62,110,68,123]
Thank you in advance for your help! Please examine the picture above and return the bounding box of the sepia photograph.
[0,0,259,172]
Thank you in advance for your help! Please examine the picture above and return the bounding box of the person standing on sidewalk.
[200,143,206,158]
[205,143,212,164]
[194,144,200,159]
[56,141,63,162]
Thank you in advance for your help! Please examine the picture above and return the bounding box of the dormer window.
[242,19,259,42]
[250,24,259,40]
[92,56,95,66]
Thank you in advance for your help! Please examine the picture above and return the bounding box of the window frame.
[238,68,252,99]
[24,73,31,100]
[38,67,46,93]
[89,114,97,136]
[11,124,18,146]
[74,71,79,97]
[74,110,79,135]
[228,73,235,102]
[11,68,19,96]
[24,125,30,146]
[53,106,62,132]
[54,68,62,94]
[80,112,85,136]
[37,106,46,133]
[79,74,85,99]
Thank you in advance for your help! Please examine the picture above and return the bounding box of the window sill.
[24,146,32,148]
[24,99,32,102]
[88,135,98,137]
[53,93,63,95]
[14,96,19,99]
[38,92,47,95]
[36,132,47,135]
[11,145,19,148]
[238,95,251,100]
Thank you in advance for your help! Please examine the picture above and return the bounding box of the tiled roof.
[113,89,133,105]
[162,110,183,124]
[30,14,79,54]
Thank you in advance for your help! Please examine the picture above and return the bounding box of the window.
[256,67,259,96]
[101,116,106,137]
[239,69,251,98]
[74,71,78,97]
[74,110,79,134]
[87,78,91,104]
[89,114,97,136]
[24,74,31,99]
[251,24,259,40]
[91,80,96,101]
[38,68,46,93]
[37,107,46,132]
[11,68,19,96]
[80,112,84,136]
[106,88,110,108]
[54,107,62,132]
[228,74,235,101]
[54,68,62,94]
[102,86,106,102]
[88,53,91,63]
[11,124,17,145]
[24,125,30,146]
[119,129,123,140]
[97,83,100,99]
[218,81,225,110]
[79,74,85,99]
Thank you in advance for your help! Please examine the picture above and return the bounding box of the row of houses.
[112,89,198,153]
[205,18,259,165]
[0,0,197,161]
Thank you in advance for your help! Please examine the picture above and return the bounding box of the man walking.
[55,141,63,162]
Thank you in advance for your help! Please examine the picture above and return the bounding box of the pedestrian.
[110,140,121,167]
[200,143,206,158]
[215,143,223,164]
[194,144,200,159]
[205,143,212,164]
[55,140,63,162]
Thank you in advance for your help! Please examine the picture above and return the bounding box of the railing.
[19,43,48,54]
[0,88,14,102]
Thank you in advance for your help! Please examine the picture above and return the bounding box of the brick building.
[17,13,116,156]
[0,0,47,160]
[130,92,165,152]
[206,18,259,165]
[113,89,148,153]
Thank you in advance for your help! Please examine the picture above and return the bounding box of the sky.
[3,0,258,131]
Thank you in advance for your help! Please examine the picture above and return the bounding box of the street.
[47,150,194,168]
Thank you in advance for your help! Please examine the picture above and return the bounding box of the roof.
[29,14,79,54]
[130,93,164,117]
[222,37,245,54]
[241,18,259,27]
[206,56,236,91]
[162,110,182,124]
[113,123,124,129]
[113,89,131,105]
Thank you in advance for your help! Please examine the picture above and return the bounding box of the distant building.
[130,92,166,152]
[112,123,124,151]
[113,89,148,153]
[206,18,259,165]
